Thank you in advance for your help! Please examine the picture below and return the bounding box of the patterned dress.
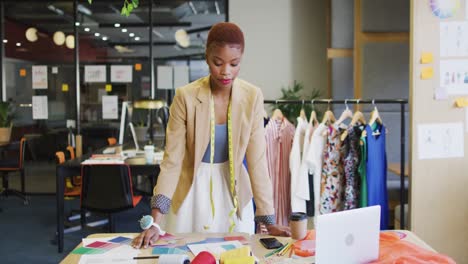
[319,125,345,214]
[341,125,362,210]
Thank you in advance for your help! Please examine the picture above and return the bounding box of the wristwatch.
[139,215,166,236]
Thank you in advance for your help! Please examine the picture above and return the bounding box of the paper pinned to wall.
[417,122,464,160]
[174,65,189,89]
[440,59,468,94]
[85,65,107,83]
[434,87,449,100]
[102,95,118,119]
[32,95,48,119]
[440,22,468,57]
[420,52,434,64]
[157,66,173,89]
[32,65,48,89]
[421,67,434,79]
[111,65,133,83]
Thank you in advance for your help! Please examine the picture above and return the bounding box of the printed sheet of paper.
[32,96,48,119]
[111,65,132,83]
[157,66,173,89]
[102,95,118,119]
[85,65,107,83]
[439,60,468,94]
[32,65,48,89]
[417,122,464,160]
[440,22,468,57]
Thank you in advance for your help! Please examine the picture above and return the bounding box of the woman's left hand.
[266,224,291,237]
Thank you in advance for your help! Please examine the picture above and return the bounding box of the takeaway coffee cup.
[144,145,155,164]
[290,212,308,240]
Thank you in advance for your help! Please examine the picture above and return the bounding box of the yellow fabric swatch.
[420,52,433,64]
[421,67,433,79]
[224,256,256,264]
[220,246,251,264]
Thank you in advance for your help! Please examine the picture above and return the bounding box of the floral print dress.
[341,125,363,210]
[319,125,344,214]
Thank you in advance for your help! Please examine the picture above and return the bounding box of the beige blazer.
[153,76,274,219]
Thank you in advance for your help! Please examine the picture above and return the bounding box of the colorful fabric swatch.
[152,247,188,255]
[86,241,120,250]
[72,247,107,255]
[108,236,132,244]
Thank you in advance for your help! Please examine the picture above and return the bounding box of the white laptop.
[315,205,381,264]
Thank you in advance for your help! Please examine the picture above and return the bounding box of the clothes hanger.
[334,99,353,126]
[309,99,319,126]
[272,100,284,120]
[299,100,307,121]
[349,99,367,127]
[369,99,382,126]
[341,99,367,141]
[321,99,336,125]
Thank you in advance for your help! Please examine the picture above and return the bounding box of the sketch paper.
[85,65,107,83]
[32,65,48,89]
[111,65,132,83]
[32,96,48,119]
[188,241,243,257]
[440,59,468,94]
[440,22,468,57]
[417,122,464,159]
[102,95,118,119]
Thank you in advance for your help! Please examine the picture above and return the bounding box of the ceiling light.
[75,22,80,26]
[47,4,64,16]
[94,32,100,37]
[175,29,190,48]
[114,23,120,28]
[25,27,38,42]
[53,31,66,45]
[3,39,7,43]
[129,33,135,37]
[102,36,108,41]
[134,37,140,41]
[214,1,220,15]
[121,28,127,33]
[77,4,92,16]
[65,35,75,49]
[84,27,90,32]
[153,30,164,39]
[16,42,21,47]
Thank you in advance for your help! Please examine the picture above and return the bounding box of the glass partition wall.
[1,0,227,155]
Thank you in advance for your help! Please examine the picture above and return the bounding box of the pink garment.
[265,118,295,226]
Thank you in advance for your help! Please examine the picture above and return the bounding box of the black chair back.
[0,137,26,169]
[80,164,135,213]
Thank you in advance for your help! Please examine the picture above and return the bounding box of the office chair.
[0,137,28,205]
[56,152,80,197]
[80,164,142,232]
[65,146,81,186]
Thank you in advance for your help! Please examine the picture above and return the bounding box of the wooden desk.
[61,230,434,264]
[55,151,161,253]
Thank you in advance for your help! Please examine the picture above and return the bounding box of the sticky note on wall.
[455,97,468,107]
[421,67,434,79]
[421,52,433,64]
[62,84,69,92]
[105,84,112,92]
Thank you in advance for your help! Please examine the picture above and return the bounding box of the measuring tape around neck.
[204,95,239,232]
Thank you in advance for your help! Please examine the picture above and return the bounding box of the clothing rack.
[264,99,408,229]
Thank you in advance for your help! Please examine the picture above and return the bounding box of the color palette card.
[224,236,249,244]
[108,236,133,245]
[86,241,121,250]
[152,247,188,255]
[72,247,107,255]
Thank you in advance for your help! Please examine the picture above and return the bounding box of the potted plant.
[0,101,15,143]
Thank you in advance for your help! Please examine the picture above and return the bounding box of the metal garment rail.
[264,99,408,229]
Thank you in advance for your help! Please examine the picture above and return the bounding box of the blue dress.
[365,123,388,230]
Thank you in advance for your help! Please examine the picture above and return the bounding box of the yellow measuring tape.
[204,96,239,232]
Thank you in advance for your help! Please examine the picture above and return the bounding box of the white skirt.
[161,162,255,234]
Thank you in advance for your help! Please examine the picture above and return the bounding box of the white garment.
[162,162,255,234]
[290,117,309,213]
[304,123,327,221]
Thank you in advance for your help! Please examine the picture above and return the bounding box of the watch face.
[140,215,154,230]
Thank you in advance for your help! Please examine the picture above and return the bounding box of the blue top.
[202,124,229,163]
[365,123,388,230]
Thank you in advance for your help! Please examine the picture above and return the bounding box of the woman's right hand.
[131,226,160,249]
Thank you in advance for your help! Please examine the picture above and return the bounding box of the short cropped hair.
[206,22,244,53]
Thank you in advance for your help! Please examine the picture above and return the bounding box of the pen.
[133,256,160,259]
